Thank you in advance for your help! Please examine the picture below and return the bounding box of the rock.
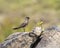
[1,27,42,48]
[0,43,2,48]
[36,27,60,48]
[1,26,60,48]
[45,25,60,32]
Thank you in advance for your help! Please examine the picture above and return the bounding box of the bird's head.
[26,17,30,20]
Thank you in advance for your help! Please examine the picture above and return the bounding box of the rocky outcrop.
[0,27,42,48]
[0,26,60,48]
[36,27,60,48]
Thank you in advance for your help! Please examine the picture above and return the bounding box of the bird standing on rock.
[2,20,44,48]
[13,17,30,32]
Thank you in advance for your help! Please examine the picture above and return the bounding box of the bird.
[13,17,30,32]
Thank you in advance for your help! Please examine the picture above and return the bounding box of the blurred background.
[0,0,60,42]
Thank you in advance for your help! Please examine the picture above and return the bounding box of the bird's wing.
[13,23,27,30]
[19,22,27,28]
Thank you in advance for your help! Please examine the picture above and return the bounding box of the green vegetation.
[0,0,60,42]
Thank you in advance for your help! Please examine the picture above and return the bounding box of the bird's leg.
[23,28,25,32]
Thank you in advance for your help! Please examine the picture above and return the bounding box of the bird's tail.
[13,27,21,30]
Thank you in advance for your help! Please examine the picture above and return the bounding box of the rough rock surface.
[0,27,42,48]
[1,26,60,48]
[1,32,36,48]
[36,26,60,48]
